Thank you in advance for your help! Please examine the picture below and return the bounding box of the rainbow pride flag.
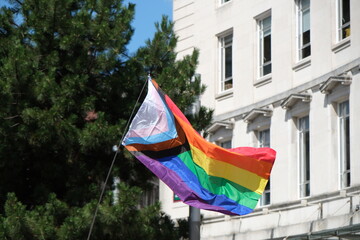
[122,79,276,215]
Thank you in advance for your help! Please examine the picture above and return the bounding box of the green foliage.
[0,185,187,240]
[136,16,201,110]
[0,0,210,239]
[136,16,213,132]
[0,0,139,207]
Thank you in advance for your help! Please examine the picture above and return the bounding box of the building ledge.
[320,75,352,94]
[215,89,233,101]
[281,93,312,110]
[243,108,272,123]
[293,57,311,72]
[272,223,360,240]
[332,37,351,53]
[254,74,272,87]
[206,120,234,133]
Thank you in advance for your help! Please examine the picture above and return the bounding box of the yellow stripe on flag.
[191,145,268,194]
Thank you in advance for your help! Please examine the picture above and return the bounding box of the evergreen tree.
[135,15,213,132]
[1,184,186,240]
[0,0,212,238]
[0,0,140,207]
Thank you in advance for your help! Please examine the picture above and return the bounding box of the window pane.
[224,34,232,44]
[264,35,271,62]
[342,27,350,40]
[345,117,350,169]
[302,30,311,46]
[339,0,350,40]
[263,64,271,76]
[262,180,271,205]
[225,45,232,78]
[220,34,233,91]
[221,140,231,149]
[305,131,310,181]
[298,0,311,60]
[302,46,311,59]
[339,99,349,116]
[305,183,310,197]
[263,16,271,30]
[302,0,310,9]
[342,0,350,24]
[339,101,350,188]
[259,16,271,77]
[302,116,309,130]
[299,116,310,197]
[224,78,233,90]
[302,9,310,32]
[259,129,270,148]
[259,129,270,206]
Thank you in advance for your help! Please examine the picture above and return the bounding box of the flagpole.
[86,78,148,240]
[189,206,200,240]
[189,92,201,240]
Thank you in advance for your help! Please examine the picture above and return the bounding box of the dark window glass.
[340,0,350,40]
[225,45,232,79]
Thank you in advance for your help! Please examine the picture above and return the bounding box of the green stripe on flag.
[178,151,261,210]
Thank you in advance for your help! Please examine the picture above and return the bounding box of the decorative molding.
[215,89,234,101]
[320,75,352,94]
[281,93,312,110]
[332,37,351,53]
[293,57,311,72]
[206,119,235,133]
[254,74,272,88]
[243,108,273,123]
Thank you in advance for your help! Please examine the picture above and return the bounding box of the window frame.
[218,33,233,92]
[296,0,311,61]
[298,116,310,198]
[257,14,272,78]
[338,100,350,189]
[258,129,271,206]
[220,140,232,149]
[337,0,350,42]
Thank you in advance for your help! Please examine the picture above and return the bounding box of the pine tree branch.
[14,0,23,6]
[10,123,20,128]
[3,115,20,120]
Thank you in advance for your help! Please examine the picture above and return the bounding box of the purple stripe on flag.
[134,153,252,215]
[135,153,232,214]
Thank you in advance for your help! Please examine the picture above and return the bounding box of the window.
[219,34,233,92]
[339,100,350,188]
[140,180,159,207]
[298,116,310,198]
[259,129,270,148]
[259,129,271,205]
[220,140,232,149]
[296,0,311,60]
[258,15,272,77]
[337,0,350,41]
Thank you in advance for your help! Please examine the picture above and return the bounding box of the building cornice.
[280,93,312,110]
[206,120,234,133]
[242,108,272,123]
[320,75,352,94]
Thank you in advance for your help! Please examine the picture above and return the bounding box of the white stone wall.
[160,0,360,239]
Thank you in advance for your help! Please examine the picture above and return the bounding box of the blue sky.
[125,0,173,53]
[0,0,173,53]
